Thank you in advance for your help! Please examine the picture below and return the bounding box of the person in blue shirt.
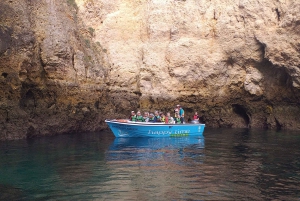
[177,105,185,123]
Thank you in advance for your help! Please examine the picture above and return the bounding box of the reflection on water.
[107,137,204,163]
[0,129,299,200]
[104,137,205,201]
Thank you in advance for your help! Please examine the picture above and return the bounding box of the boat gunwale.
[105,119,205,127]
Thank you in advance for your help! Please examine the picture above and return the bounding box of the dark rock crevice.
[232,104,251,128]
[274,117,282,130]
[275,8,281,22]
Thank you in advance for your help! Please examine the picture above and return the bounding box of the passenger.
[174,113,181,124]
[193,112,199,121]
[154,111,161,122]
[129,111,137,122]
[143,112,149,122]
[177,104,185,124]
[174,107,179,116]
[136,111,145,122]
[160,113,166,123]
[166,112,175,124]
[148,113,155,122]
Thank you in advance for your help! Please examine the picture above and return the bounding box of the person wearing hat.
[129,111,137,121]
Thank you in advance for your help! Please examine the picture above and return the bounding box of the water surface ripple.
[0,128,299,200]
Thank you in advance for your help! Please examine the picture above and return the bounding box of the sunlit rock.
[0,0,300,139]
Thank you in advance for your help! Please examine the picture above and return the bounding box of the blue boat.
[105,119,205,137]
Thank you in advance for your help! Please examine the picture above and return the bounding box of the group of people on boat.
[129,105,195,124]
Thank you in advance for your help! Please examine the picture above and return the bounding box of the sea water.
[0,128,299,200]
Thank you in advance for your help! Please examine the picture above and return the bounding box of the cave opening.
[232,104,250,127]
[25,90,35,101]
[20,89,36,109]
[2,72,8,78]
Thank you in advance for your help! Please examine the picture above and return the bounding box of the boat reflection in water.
[106,137,205,165]
[103,136,205,200]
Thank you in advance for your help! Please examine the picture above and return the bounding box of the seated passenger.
[136,111,145,122]
[154,111,161,122]
[174,113,181,124]
[160,113,166,123]
[166,112,175,124]
[129,111,137,122]
[148,113,155,122]
[193,112,199,121]
[143,112,149,122]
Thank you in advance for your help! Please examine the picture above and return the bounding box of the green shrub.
[67,0,78,10]
[88,27,95,36]
[85,39,90,48]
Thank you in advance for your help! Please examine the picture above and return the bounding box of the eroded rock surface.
[0,0,299,139]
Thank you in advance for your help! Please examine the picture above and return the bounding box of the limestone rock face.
[0,0,300,139]
[0,0,110,140]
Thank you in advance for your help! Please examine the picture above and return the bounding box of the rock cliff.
[0,0,299,140]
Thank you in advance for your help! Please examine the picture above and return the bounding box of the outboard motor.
[190,120,199,124]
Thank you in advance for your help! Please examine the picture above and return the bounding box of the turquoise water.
[0,128,299,200]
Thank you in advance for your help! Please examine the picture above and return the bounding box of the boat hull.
[105,120,205,137]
